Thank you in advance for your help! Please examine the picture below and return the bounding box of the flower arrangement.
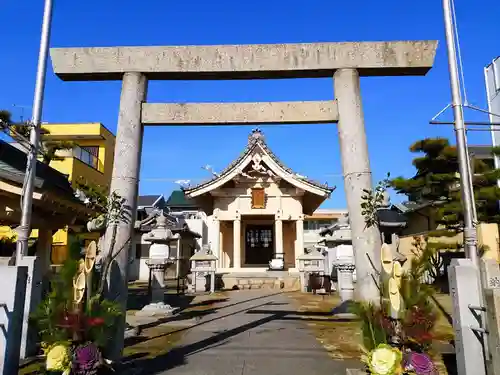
[353,183,441,374]
[31,239,121,374]
[350,240,440,375]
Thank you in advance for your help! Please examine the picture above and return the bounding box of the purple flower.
[72,342,102,375]
[404,351,437,375]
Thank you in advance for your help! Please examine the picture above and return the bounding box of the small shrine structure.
[183,129,334,284]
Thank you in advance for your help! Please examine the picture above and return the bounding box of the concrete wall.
[184,215,207,250]
[397,223,500,273]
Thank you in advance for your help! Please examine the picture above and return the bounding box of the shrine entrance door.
[244,224,274,266]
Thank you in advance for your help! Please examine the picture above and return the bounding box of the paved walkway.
[134,290,360,375]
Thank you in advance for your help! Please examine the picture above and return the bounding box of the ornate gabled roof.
[183,128,335,197]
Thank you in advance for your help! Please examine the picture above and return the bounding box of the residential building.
[303,208,348,248]
[485,57,500,172]
[1,122,115,264]
[0,139,91,358]
[42,122,115,262]
[166,189,208,248]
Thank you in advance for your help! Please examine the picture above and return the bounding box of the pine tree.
[391,137,500,229]
[391,138,500,268]
[0,109,74,164]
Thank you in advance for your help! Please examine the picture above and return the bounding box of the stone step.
[222,275,300,290]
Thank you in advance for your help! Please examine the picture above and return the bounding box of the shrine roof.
[166,190,198,209]
[183,129,335,197]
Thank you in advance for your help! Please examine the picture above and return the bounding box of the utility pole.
[15,0,53,264]
[442,0,478,266]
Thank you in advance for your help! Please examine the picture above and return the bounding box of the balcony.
[73,146,99,170]
[57,146,101,171]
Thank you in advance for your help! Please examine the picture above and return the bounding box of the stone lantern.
[189,244,218,293]
[139,213,178,315]
[297,247,326,292]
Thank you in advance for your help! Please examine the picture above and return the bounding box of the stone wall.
[222,274,300,290]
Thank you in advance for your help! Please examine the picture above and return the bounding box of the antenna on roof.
[12,104,31,123]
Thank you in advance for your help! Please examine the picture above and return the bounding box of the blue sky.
[1,0,499,209]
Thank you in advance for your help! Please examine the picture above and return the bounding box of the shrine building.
[183,129,335,277]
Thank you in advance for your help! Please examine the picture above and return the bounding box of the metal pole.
[15,0,54,264]
[442,0,478,266]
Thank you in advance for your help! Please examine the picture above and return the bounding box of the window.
[74,146,99,170]
[82,146,99,158]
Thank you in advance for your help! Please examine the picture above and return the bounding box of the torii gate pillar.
[102,72,147,358]
[335,68,381,301]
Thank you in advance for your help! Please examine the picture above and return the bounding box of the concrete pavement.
[126,289,361,375]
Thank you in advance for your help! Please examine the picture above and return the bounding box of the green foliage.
[10,123,32,139]
[0,110,74,164]
[391,137,500,227]
[361,172,391,229]
[355,178,439,354]
[31,237,122,349]
[0,110,12,124]
[349,302,388,351]
[30,258,79,344]
[41,140,76,164]
[84,296,122,348]
[350,237,439,352]
[402,237,437,307]
[73,180,123,223]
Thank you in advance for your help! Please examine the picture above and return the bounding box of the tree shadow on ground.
[128,290,289,333]
[125,297,282,348]
[120,311,286,374]
[119,299,361,374]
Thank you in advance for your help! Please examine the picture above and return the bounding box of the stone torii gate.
[50,40,437,357]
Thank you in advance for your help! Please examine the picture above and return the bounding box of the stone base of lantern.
[187,272,215,293]
[137,302,179,317]
[136,259,179,317]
